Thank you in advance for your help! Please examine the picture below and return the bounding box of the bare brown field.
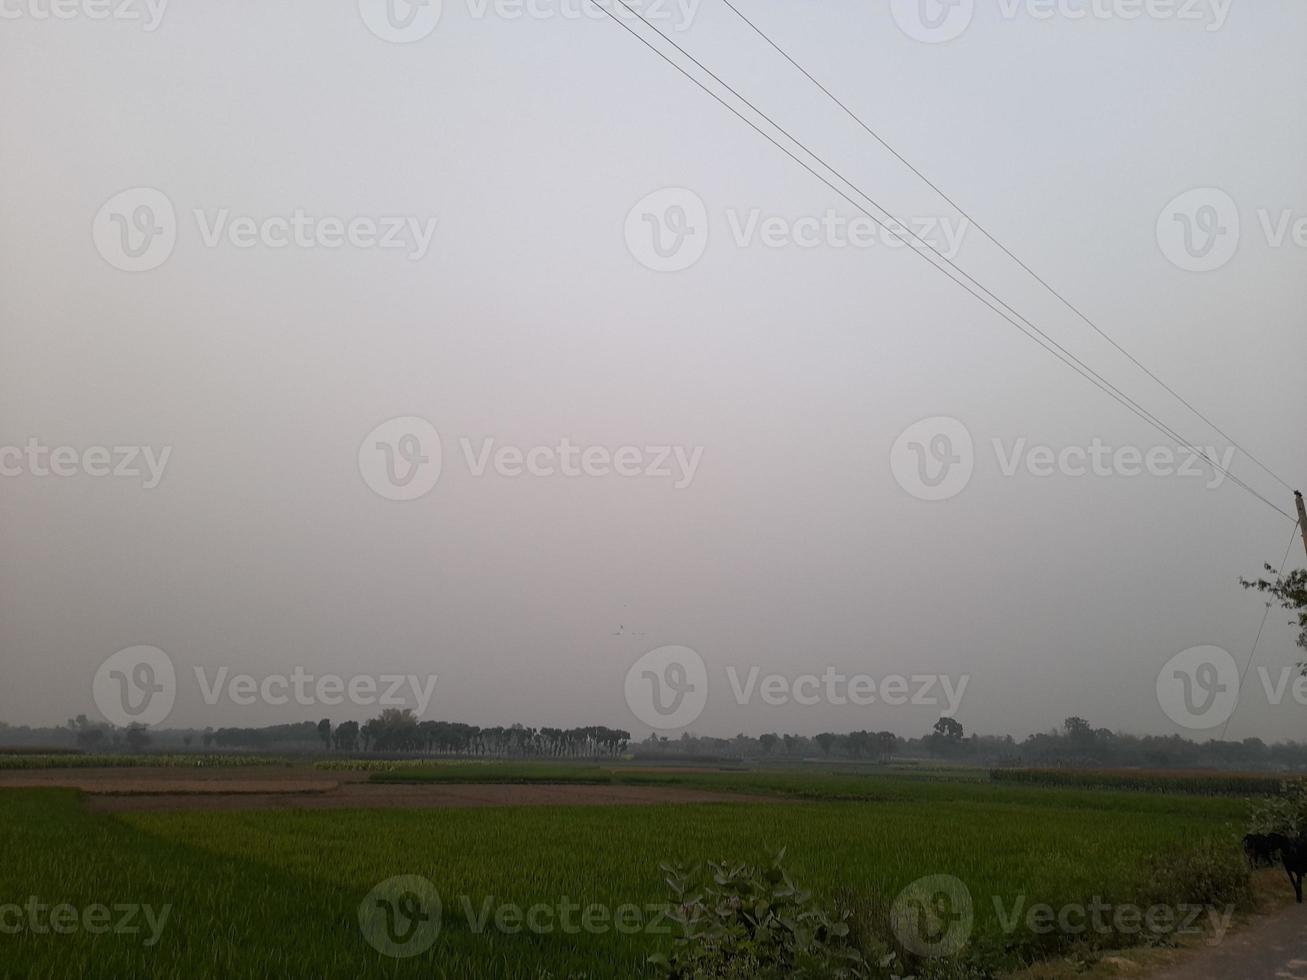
[0,765,773,812]
[0,765,350,794]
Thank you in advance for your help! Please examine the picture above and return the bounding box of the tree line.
[310,711,632,756]
[634,716,1307,771]
[31,710,632,759]
[6,712,1307,771]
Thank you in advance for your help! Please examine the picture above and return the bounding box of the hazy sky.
[1,0,1304,743]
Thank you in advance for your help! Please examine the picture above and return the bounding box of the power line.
[587,0,1295,522]
[596,0,1291,520]
[716,0,1297,498]
[1221,519,1302,741]
[592,0,1288,519]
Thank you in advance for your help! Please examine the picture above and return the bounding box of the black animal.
[1243,833,1280,868]
[1282,837,1307,904]
[1260,833,1307,903]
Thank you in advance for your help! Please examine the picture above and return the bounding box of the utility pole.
[1297,492,1307,560]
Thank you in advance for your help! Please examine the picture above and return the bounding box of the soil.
[0,766,774,812]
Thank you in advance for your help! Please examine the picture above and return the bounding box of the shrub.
[1137,838,1251,914]
[649,850,873,979]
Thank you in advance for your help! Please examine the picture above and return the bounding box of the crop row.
[990,767,1284,796]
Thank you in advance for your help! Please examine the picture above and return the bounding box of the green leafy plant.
[1248,781,1307,836]
[648,849,872,979]
[1241,565,1307,655]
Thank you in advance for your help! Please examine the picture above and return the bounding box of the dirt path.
[1146,901,1307,980]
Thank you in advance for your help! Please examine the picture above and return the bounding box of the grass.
[0,765,1258,979]
[991,768,1285,796]
[365,761,1259,816]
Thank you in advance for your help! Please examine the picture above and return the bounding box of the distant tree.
[876,731,897,763]
[814,733,836,756]
[845,730,873,759]
[316,718,332,750]
[334,720,359,752]
[934,717,964,741]
[364,708,420,752]
[1064,717,1092,740]
[182,734,193,748]
[67,714,109,750]
[929,717,964,757]
[758,733,779,755]
[123,723,151,752]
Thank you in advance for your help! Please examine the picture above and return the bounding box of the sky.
[1,0,1304,744]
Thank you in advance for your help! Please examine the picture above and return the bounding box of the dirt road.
[1148,901,1307,980]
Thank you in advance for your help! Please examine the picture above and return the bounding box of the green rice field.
[0,762,1257,979]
